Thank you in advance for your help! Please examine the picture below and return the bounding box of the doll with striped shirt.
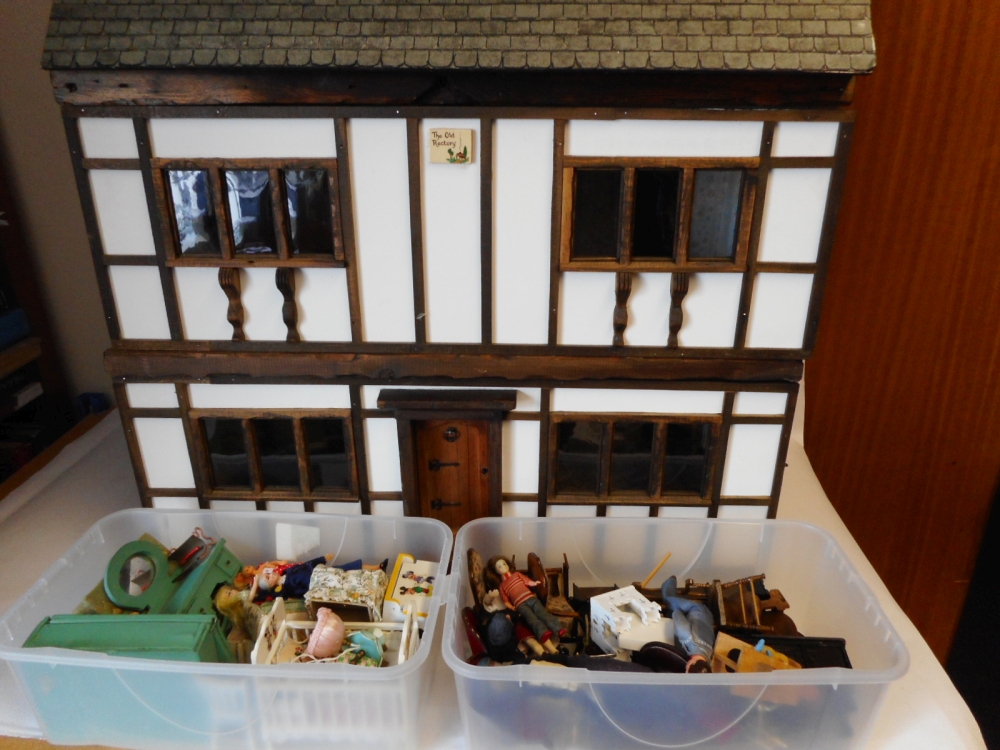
[486,555,564,652]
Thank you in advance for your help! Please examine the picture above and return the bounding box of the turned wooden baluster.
[668,272,690,348]
[613,271,632,347]
[218,267,245,342]
[275,268,300,343]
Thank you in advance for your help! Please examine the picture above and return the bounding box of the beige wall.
[0,0,111,398]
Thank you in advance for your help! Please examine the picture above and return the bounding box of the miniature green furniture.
[104,538,242,615]
[24,614,235,663]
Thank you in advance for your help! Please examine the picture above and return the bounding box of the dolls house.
[42,0,874,530]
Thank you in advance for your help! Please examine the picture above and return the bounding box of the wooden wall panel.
[805,0,1000,661]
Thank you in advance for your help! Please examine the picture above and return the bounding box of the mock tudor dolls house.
[43,0,874,531]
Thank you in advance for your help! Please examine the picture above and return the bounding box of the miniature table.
[0,411,986,750]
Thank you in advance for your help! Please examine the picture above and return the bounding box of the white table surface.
[0,411,986,749]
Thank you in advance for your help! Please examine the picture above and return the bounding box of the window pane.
[253,418,299,489]
[632,169,681,259]
[556,421,603,495]
[285,170,334,256]
[304,418,350,490]
[226,170,276,255]
[204,417,250,488]
[571,169,621,259]
[610,421,655,493]
[168,170,220,256]
[688,170,743,260]
[662,422,713,494]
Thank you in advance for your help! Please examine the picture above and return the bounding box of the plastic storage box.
[444,518,909,750]
[0,508,452,750]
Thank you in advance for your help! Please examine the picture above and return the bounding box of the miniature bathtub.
[444,517,909,750]
[0,508,451,750]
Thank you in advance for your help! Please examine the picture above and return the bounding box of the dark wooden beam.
[51,69,856,108]
[105,348,803,384]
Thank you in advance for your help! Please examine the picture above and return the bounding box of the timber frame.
[58,66,852,520]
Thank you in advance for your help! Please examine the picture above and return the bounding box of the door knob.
[431,499,462,510]
[443,427,460,442]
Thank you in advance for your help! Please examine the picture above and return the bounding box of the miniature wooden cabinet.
[44,0,873,529]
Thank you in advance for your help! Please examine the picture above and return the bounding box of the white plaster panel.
[174,267,232,341]
[108,266,171,340]
[349,119,416,342]
[720,423,782,497]
[772,121,840,157]
[503,501,539,518]
[717,505,769,520]
[678,273,743,348]
[733,392,788,416]
[365,418,402,492]
[151,497,200,510]
[558,272,616,345]
[745,273,814,349]
[657,506,710,519]
[211,500,258,512]
[89,171,156,256]
[606,506,650,518]
[125,383,178,409]
[547,505,598,518]
[314,502,363,515]
[361,386,541,411]
[79,118,139,159]
[551,388,724,414]
[625,272,672,346]
[421,118,481,343]
[133,418,196,489]
[502,421,540,493]
[371,500,405,516]
[758,169,832,263]
[565,120,764,158]
[494,119,553,344]
[297,268,352,342]
[189,384,350,409]
[241,268,286,341]
[268,501,306,513]
[150,118,337,158]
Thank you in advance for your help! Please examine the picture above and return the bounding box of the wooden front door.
[414,419,490,532]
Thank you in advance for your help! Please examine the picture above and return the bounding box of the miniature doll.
[661,575,714,673]
[485,555,565,649]
[252,555,333,602]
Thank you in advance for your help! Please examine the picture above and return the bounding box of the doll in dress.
[251,555,333,602]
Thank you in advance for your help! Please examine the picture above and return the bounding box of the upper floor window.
[561,161,755,271]
[158,159,343,266]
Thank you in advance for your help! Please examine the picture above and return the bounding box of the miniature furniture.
[43,0,873,528]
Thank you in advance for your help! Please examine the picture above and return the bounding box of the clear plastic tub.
[444,517,909,750]
[0,508,452,750]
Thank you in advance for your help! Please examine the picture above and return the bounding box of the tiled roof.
[42,0,875,74]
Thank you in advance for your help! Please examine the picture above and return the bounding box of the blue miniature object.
[661,575,715,662]
[346,630,385,663]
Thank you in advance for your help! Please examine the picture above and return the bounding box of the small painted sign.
[429,129,474,164]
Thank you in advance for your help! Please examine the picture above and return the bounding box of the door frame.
[376,389,517,519]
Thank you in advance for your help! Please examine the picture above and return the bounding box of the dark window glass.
[167,170,220,256]
[688,170,743,260]
[632,169,681,259]
[285,170,334,256]
[662,422,713,494]
[252,418,299,488]
[555,421,603,495]
[204,418,250,488]
[571,169,621,259]
[226,170,276,255]
[610,422,655,493]
[304,418,350,490]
